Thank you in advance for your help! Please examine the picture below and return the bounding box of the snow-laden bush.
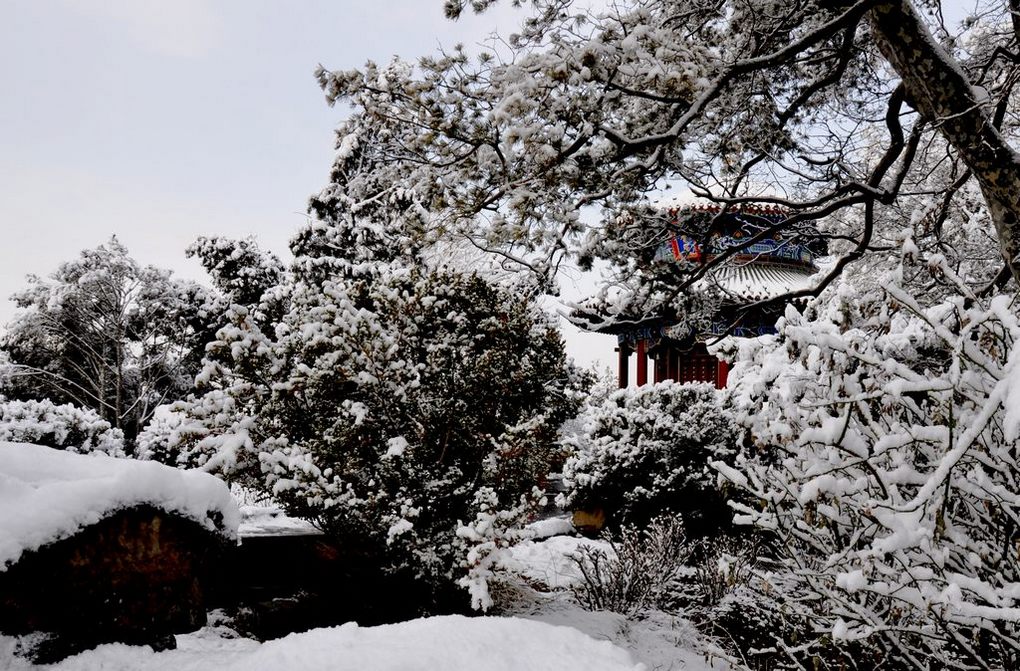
[570,516,690,616]
[135,405,209,467]
[715,253,1020,669]
[0,398,125,455]
[560,381,740,533]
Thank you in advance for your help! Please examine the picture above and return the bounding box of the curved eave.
[569,258,820,336]
[567,309,674,336]
[698,262,818,303]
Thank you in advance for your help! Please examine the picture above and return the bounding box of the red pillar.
[636,340,648,386]
[716,360,729,389]
[617,344,631,388]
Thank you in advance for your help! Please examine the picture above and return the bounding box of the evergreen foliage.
[186,236,285,310]
[170,200,586,601]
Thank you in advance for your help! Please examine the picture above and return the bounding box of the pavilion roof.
[697,260,818,303]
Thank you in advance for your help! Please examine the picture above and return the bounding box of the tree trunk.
[115,338,123,432]
[863,0,1020,280]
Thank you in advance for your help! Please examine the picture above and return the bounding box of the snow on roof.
[654,190,791,214]
[701,262,820,302]
[0,442,239,570]
[654,190,712,210]
[238,504,321,538]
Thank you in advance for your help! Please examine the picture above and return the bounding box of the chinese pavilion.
[576,201,824,389]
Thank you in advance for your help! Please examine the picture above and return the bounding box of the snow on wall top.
[0,442,240,570]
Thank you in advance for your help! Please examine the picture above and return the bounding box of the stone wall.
[0,505,226,661]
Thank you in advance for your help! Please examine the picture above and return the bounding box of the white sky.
[0,0,614,374]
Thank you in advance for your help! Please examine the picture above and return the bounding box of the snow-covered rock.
[0,442,239,570]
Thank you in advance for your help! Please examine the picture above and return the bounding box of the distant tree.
[0,238,214,443]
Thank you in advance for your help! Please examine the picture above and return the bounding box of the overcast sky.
[0,0,614,373]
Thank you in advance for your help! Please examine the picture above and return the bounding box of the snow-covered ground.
[0,520,729,670]
[1,581,727,671]
[0,615,644,671]
[520,599,728,671]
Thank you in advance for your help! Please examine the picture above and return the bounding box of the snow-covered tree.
[711,246,1020,669]
[308,0,1020,320]
[186,236,285,311]
[0,238,215,442]
[133,236,290,466]
[167,197,585,604]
